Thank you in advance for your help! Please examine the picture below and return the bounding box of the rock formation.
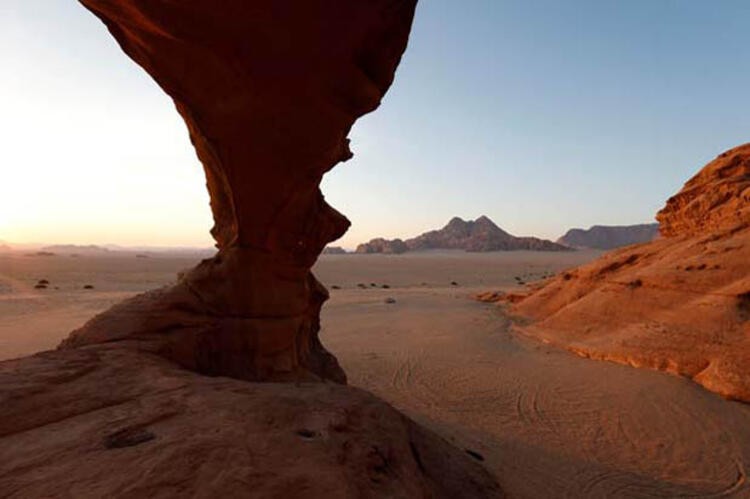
[557,223,659,250]
[356,237,409,254]
[59,0,421,383]
[357,216,569,253]
[0,348,501,498]
[657,145,750,237]
[494,144,750,402]
[0,1,505,496]
[322,246,348,255]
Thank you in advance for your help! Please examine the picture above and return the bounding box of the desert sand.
[4,250,750,497]
[0,252,193,361]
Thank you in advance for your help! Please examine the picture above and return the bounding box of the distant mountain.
[41,244,110,254]
[356,216,570,253]
[355,238,408,254]
[103,244,215,256]
[557,223,659,250]
[322,246,348,255]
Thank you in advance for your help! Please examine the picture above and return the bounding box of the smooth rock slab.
[0,347,502,498]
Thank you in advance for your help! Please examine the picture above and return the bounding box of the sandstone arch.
[60,0,418,383]
[0,4,505,495]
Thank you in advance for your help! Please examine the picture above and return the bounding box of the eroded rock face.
[658,143,750,237]
[60,0,418,382]
[495,144,750,401]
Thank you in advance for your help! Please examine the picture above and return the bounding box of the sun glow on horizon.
[1,2,214,248]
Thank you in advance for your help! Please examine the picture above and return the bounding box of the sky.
[2,1,749,249]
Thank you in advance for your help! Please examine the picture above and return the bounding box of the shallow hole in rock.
[296,429,319,440]
[104,427,156,449]
[465,449,485,461]
[737,291,750,320]
[628,278,643,289]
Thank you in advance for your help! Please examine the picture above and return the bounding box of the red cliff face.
[657,143,750,238]
[60,0,417,383]
[499,144,750,402]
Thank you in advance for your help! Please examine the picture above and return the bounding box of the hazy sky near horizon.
[2,1,749,249]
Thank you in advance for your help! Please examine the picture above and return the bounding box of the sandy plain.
[2,249,750,497]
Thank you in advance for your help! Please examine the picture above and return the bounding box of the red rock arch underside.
[60,0,418,383]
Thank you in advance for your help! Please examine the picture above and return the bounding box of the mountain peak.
[474,215,497,227]
[357,216,570,253]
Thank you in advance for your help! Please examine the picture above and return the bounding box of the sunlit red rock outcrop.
[493,144,750,401]
[657,144,750,237]
[59,0,421,383]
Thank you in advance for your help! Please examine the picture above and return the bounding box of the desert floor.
[3,250,750,497]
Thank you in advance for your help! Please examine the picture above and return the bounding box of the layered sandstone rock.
[60,0,419,382]
[496,144,750,401]
[658,144,750,237]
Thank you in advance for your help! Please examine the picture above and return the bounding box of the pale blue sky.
[2,1,749,248]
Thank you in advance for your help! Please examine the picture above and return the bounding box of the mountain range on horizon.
[355,215,570,254]
[1,221,659,255]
